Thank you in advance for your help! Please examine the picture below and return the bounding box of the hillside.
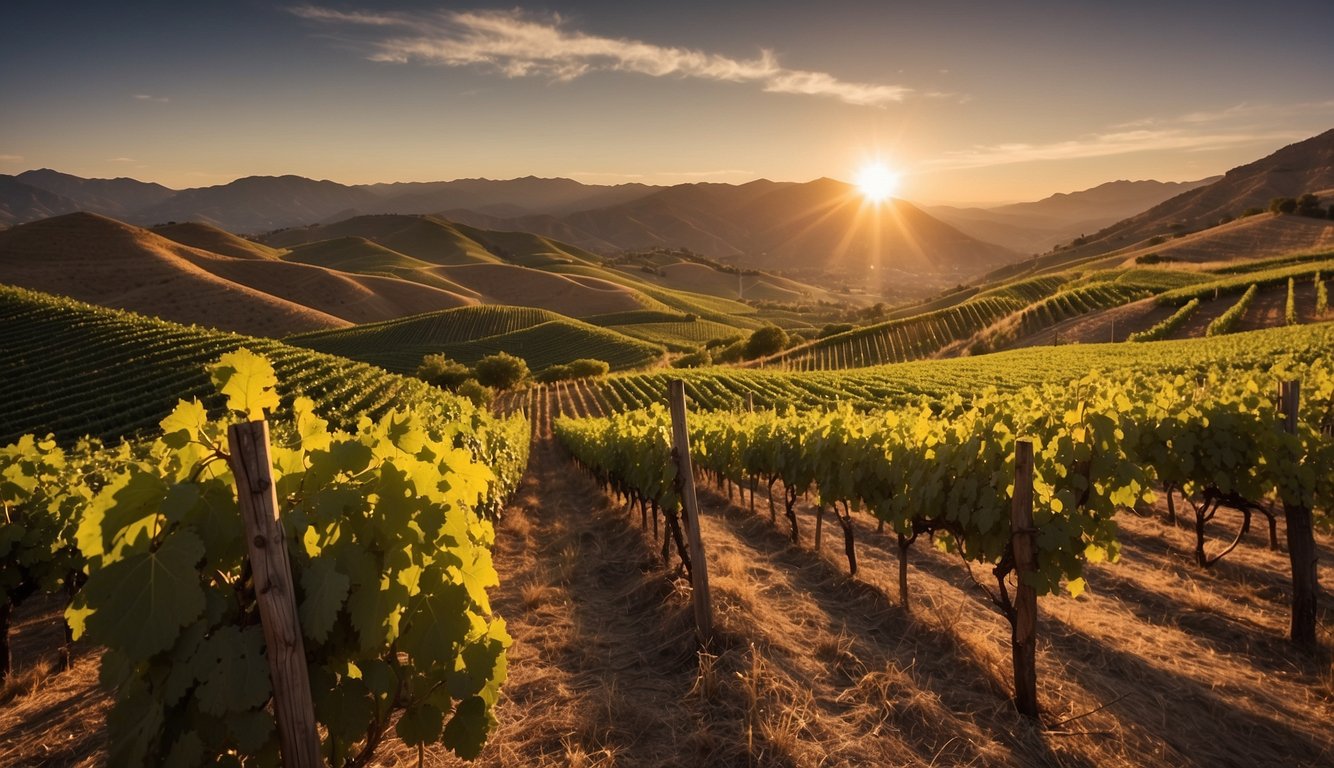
[15,168,175,218]
[152,221,284,259]
[131,174,383,233]
[0,213,484,335]
[0,285,474,444]
[0,213,348,335]
[927,178,1216,253]
[449,178,1022,289]
[0,175,80,226]
[288,305,666,373]
[1066,129,1334,257]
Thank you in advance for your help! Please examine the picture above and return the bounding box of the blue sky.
[3,1,1331,203]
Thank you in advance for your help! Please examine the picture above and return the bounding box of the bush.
[673,348,712,368]
[456,378,493,408]
[534,365,573,383]
[818,323,855,338]
[1270,197,1298,214]
[473,352,529,390]
[1241,207,1265,217]
[566,358,610,378]
[415,354,472,390]
[744,325,789,359]
[713,339,749,364]
[1297,193,1322,217]
[705,335,743,350]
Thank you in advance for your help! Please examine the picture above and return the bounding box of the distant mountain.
[1068,128,1334,257]
[129,175,384,233]
[360,176,654,217]
[927,178,1216,254]
[0,175,80,225]
[449,177,1021,282]
[16,168,175,217]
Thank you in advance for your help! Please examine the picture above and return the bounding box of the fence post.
[1280,381,1318,648]
[228,421,322,768]
[668,380,714,646]
[1010,439,1039,717]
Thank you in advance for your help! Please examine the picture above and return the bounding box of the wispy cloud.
[0,154,23,162]
[132,93,170,103]
[1113,100,1334,131]
[926,128,1303,171]
[106,156,135,163]
[289,5,913,107]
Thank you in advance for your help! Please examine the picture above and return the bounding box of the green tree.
[473,352,529,390]
[744,325,789,359]
[1296,193,1322,217]
[672,348,712,369]
[566,358,610,378]
[456,378,493,408]
[1270,197,1298,214]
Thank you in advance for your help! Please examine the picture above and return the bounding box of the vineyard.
[498,321,1334,419]
[287,305,666,374]
[3,289,1334,765]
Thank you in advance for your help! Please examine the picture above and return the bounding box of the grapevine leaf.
[299,557,350,643]
[209,349,280,421]
[159,399,210,450]
[163,731,204,768]
[442,696,493,759]
[83,529,206,662]
[395,702,444,746]
[399,583,471,668]
[228,708,277,754]
[195,625,272,715]
[1065,577,1087,598]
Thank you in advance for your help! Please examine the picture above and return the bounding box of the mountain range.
[4,128,1333,287]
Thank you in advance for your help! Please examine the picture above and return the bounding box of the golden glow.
[855,162,900,202]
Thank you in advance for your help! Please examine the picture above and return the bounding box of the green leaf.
[442,696,493,760]
[163,731,204,768]
[300,557,350,643]
[395,702,444,746]
[399,583,471,668]
[195,625,272,715]
[209,348,280,421]
[83,529,206,662]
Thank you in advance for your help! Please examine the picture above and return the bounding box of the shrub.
[456,378,493,408]
[713,339,749,364]
[818,323,855,338]
[473,352,529,390]
[566,358,610,378]
[744,325,789,359]
[415,354,472,390]
[673,348,712,369]
[1270,197,1298,214]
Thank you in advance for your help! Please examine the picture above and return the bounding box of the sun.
[855,162,900,203]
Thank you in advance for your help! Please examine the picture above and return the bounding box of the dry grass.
[433,263,652,318]
[4,436,1331,767]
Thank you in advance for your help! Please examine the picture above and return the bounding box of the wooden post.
[668,380,714,646]
[1010,440,1039,717]
[746,391,754,412]
[228,421,322,768]
[1279,381,1319,648]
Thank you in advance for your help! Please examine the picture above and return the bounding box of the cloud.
[0,154,23,162]
[106,157,135,162]
[289,5,912,107]
[132,93,170,103]
[926,128,1303,171]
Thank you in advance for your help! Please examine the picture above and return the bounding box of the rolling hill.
[288,305,666,373]
[0,175,80,226]
[0,213,482,335]
[927,178,1217,254]
[1064,128,1334,258]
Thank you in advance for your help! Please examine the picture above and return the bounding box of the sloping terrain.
[0,213,479,333]
[928,178,1216,253]
[288,305,665,373]
[151,221,284,260]
[1067,128,1334,258]
[0,213,347,336]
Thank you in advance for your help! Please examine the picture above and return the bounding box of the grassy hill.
[287,305,666,374]
[0,285,477,444]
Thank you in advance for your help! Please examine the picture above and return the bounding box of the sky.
[2,0,1332,205]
